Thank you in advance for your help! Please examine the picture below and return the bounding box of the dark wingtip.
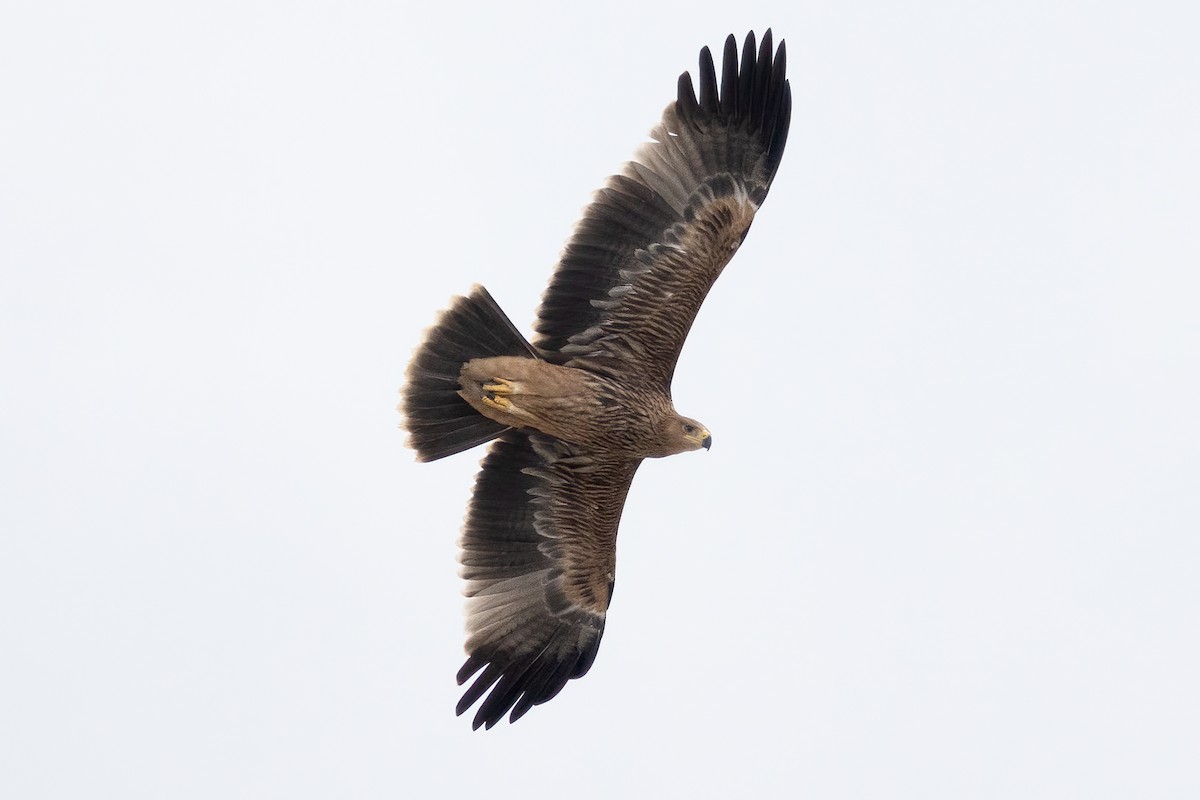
[675,30,791,135]
[456,654,483,686]
[696,44,718,111]
[677,71,699,122]
[719,34,738,117]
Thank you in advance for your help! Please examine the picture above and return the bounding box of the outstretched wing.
[533,30,792,390]
[456,431,641,729]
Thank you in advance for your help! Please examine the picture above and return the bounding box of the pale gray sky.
[2,1,1198,797]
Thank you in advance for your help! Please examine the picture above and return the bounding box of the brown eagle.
[402,31,791,729]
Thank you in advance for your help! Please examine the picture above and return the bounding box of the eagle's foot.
[481,394,511,411]
[481,378,514,410]
[482,378,514,397]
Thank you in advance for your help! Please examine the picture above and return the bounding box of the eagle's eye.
[683,423,696,434]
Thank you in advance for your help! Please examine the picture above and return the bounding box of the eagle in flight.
[402,31,791,729]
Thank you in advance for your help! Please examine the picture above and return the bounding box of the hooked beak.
[701,433,712,450]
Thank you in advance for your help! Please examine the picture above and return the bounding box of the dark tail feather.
[401,285,538,462]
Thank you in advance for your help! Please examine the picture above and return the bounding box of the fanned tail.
[401,285,538,462]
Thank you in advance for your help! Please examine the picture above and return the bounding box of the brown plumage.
[401,31,792,729]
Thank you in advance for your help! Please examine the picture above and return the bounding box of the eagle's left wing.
[456,431,641,729]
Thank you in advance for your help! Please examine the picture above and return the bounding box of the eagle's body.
[459,356,703,459]
[401,31,792,729]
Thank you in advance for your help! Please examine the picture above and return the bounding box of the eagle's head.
[654,413,712,457]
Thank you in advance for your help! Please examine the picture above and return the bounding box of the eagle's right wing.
[533,31,791,391]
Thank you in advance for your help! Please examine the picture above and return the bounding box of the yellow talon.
[481,394,512,411]
[479,377,516,411]
[482,378,513,396]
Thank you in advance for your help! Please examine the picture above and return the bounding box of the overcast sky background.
[3,1,1198,797]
